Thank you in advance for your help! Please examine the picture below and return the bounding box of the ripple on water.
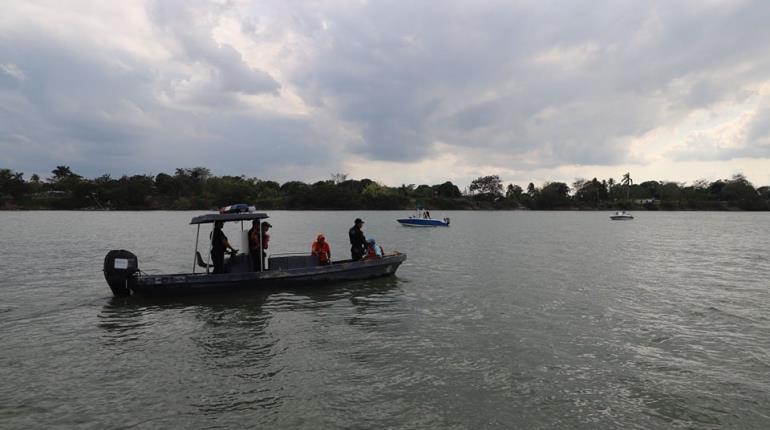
[2,211,770,428]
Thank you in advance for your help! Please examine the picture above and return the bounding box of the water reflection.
[96,278,405,416]
[98,297,153,344]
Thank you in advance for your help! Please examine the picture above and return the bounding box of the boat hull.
[124,254,407,297]
[397,219,449,227]
[610,215,634,220]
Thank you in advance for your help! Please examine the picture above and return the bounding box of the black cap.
[354,218,364,224]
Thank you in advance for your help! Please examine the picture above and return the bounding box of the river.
[1,210,769,428]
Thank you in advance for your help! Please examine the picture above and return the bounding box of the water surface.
[1,211,769,428]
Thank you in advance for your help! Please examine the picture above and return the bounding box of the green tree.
[621,172,633,200]
[111,175,155,209]
[607,178,615,199]
[204,175,256,207]
[574,178,608,207]
[536,182,570,209]
[721,174,764,210]
[658,182,683,208]
[399,184,416,196]
[433,181,461,198]
[50,165,78,182]
[0,169,28,204]
[505,184,523,199]
[331,173,348,184]
[526,182,537,197]
[414,184,434,197]
[469,175,503,196]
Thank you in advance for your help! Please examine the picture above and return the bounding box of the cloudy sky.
[2,0,770,188]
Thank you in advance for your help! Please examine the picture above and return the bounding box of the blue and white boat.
[397,209,450,227]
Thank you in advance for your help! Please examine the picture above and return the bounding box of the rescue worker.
[211,220,236,274]
[365,237,383,259]
[248,220,271,271]
[348,218,367,261]
[248,220,261,270]
[311,233,331,265]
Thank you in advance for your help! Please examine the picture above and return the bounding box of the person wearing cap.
[311,233,331,265]
[364,237,383,259]
[248,220,272,271]
[211,220,236,274]
[348,218,367,261]
[261,221,272,251]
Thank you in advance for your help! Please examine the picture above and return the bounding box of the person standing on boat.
[311,234,331,265]
[211,221,236,274]
[349,218,367,261]
[248,220,261,270]
[249,221,271,270]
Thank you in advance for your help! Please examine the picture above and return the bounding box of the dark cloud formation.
[290,1,770,168]
[2,1,770,184]
[0,1,338,180]
[147,0,280,98]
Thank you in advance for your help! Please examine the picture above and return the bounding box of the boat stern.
[103,250,139,296]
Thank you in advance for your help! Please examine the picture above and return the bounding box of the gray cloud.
[148,0,279,98]
[2,1,770,183]
[289,0,770,168]
[0,1,337,180]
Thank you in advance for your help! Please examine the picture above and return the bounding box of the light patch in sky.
[1,0,770,188]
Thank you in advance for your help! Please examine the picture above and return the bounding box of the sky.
[2,0,770,188]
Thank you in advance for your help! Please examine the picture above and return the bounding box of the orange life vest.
[312,241,331,264]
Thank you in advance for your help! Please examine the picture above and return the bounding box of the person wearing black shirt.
[211,221,236,274]
[348,218,367,261]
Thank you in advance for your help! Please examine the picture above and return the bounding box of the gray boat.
[103,211,407,297]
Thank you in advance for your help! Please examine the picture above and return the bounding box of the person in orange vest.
[249,220,271,270]
[311,233,331,265]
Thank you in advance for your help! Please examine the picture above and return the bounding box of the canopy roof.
[190,212,269,225]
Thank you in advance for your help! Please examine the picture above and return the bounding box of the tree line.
[1,166,769,211]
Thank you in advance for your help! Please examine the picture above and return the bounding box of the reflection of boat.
[397,208,450,227]
[103,210,406,297]
[610,211,634,220]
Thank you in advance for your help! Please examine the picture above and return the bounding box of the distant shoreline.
[2,167,769,211]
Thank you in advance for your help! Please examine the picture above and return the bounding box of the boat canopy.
[190,212,269,225]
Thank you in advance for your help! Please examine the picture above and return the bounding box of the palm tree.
[621,173,633,200]
[51,165,73,181]
[607,178,615,199]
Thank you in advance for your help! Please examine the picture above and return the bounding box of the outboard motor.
[103,250,139,296]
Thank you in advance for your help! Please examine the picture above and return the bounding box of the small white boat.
[610,211,634,220]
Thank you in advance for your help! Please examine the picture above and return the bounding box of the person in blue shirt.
[365,238,383,259]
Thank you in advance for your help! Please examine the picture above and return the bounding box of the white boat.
[397,208,450,227]
[610,211,634,220]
